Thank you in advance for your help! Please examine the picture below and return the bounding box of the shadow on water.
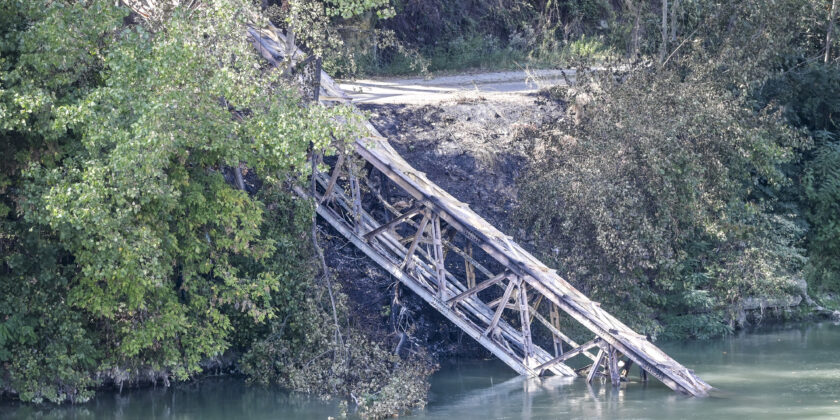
[2,322,839,419]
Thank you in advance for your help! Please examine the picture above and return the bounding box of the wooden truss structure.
[249,27,713,397]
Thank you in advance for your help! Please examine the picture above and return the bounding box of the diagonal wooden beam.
[363,203,423,241]
[536,338,600,374]
[348,160,362,234]
[485,277,519,336]
[320,150,345,204]
[529,294,543,325]
[446,271,508,306]
[587,347,606,383]
[401,212,430,271]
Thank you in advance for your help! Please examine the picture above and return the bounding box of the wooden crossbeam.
[363,203,423,241]
[536,338,600,374]
[587,347,606,383]
[446,271,508,306]
[320,150,345,203]
[363,179,496,279]
[485,277,518,336]
[402,212,430,271]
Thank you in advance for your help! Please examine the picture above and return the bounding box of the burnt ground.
[360,92,564,236]
[323,92,567,361]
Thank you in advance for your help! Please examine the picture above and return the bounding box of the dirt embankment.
[360,92,563,236]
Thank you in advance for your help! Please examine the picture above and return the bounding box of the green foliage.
[759,63,840,292]
[0,0,359,403]
[240,267,435,419]
[516,70,807,338]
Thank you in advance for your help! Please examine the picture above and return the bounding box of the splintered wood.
[251,27,713,397]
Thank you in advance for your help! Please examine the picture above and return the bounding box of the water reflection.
[1,322,839,419]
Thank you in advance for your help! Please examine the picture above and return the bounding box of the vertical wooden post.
[465,242,476,289]
[518,282,534,366]
[431,214,447,299]
[607,345,621,387]
[550,303,563,357]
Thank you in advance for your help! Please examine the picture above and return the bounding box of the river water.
[2,322,839,419]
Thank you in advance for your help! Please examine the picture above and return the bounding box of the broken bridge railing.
[250,27,713,397]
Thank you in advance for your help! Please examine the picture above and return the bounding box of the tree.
[1,0,358,402]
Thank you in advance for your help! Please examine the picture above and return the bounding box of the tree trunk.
[670,0,679,42]
[660,0,668,63]
[625,0,641,58]
[827,0,838,63]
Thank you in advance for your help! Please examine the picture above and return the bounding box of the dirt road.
[339,69,574,105]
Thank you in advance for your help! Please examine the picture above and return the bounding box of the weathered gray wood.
[300,178,577,377]
[465,242,476,288]
[402,212,430,271]
[518,284,534,364]
[536,338,600,374]
[608,345,621,387]
[485,277,518,336]
[447,272,507,306]
[348,161,362,234]
[587,348,606,383]
[363,204,423,241]
[314,177,578,378]
[431,214,447,299]
[320,150,345,204]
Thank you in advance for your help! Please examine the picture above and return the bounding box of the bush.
[516,69,807,338]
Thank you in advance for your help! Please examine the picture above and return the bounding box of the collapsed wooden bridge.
[250,27,712,397]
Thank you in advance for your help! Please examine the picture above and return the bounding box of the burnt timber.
[249,27,713,397]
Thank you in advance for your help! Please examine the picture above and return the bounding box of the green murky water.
[3,322,839,419]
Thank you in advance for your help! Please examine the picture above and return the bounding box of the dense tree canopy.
[0,0,361,403]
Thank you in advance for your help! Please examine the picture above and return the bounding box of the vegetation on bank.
[514,0,840,338]
[0,0,430,415]
[0,0,838,418]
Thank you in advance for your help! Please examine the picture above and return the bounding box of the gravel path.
[339,69,575,104]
